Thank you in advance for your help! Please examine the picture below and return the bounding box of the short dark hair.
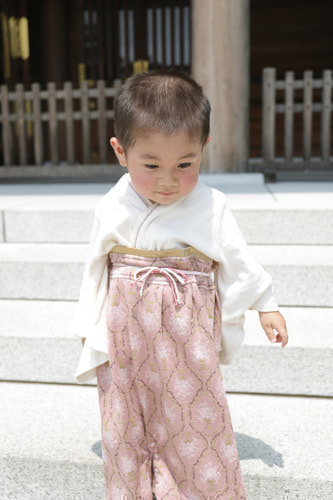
[113,70,211,152]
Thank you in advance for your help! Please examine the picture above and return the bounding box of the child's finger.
[259,311,288,347]
[264,325,278,344]
[275,326,289,347]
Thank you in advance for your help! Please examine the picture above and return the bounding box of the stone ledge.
[3,207,333,244]
[0,164,122,182]
[1,337,332,397]
[1,384,332,499]
[1,243,332,305]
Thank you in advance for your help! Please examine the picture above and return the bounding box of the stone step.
[224,308,333,397]
[2,203,96,244]
[1,177,333,245]
[0,243,332,307]
[0,243,86,301]
[0,382,104,499]
[1,300,331,349]
[1,300,332,397]
[2,203,333,245]
[0,382,332,499]
[235,208,333,245]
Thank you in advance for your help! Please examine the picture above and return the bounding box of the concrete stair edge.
[2,457,332,500]
[1,300,332,396]
[2,206,333,244]
[1,301,331,348]
[0,336,332,397]
[1,382,332,500]
[0,243,332,306]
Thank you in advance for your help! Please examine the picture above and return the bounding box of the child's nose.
[160,169,177,185]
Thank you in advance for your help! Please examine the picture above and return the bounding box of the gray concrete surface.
[0,300,76,338]
[2,176,333,245]
[1,175,333,499]
[244,307,333,349]
[1,336,331,396]
[0,300,332,395]
[1,382,332,499]
[1,300,331,348]
[5,208,95,243]
[1,242,332,306]
[235,209,333,245]
[251,245,333,307]
[0,213,3,243]
[4,206,333,245]
[0,243,86,300]
[223,346,332,396]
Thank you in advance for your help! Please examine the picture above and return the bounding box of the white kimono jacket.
[71,173,278,383]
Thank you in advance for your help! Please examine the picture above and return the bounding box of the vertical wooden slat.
[124,0,130,77]
[105,0,113,82]
[32,82,43,165]
[18,0,31,90]
[303,70,313,161]
[161,1,166,68]
[170,0,175,67]
[187,0,191,70]
[152,1,157,68]
[114,78,123,97]
[97,80,107,163]
[64,81,75,165]
[1,12,11,82]
[81,80,91,163]
[88,0,96,80]
[1,85,12,166]
[48,82,59,164]
[16,83,28,165]
[97,0,105,79]
[156,1,161,68]
[284,71,294,161]
[262,67,276,161]
[179,0,184,70]
[114,0,121,79]
[321,69,332,160]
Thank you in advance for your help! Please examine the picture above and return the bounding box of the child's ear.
[110,137,127,166]
[202,135,211,153]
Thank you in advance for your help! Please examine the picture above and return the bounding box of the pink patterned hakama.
[97,247,246,499]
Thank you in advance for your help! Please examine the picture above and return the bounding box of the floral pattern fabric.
[97,250,246,499]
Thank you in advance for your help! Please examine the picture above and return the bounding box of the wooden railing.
[254,67,333,173]
[2,70,333,176]
[0,79,122,167]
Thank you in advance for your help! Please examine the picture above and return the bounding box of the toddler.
[71,70,288,499]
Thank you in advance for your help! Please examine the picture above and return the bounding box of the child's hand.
[259,311,288,347]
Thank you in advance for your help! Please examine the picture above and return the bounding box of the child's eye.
[178,162,191,169]
[145,164,158,170]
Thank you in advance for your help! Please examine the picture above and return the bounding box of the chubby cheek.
[181,172,199,195]
[130,171,154,196]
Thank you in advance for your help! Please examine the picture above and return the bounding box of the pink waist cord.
[130,265,211,306]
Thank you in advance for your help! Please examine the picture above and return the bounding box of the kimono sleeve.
[214,201,278,364]
[68,211,110,350]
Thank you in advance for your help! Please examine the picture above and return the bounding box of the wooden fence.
[0,79,122,167]
[2,69,333,175]
[258,67,333,173]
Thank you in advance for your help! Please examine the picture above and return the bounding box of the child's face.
[111,131,209,205]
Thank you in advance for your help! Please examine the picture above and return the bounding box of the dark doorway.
[250,0,333,158]
[0,0,191,88]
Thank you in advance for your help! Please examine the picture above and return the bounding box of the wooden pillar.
[192,0,250,172]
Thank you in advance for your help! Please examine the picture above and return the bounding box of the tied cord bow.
[132,266,188,306]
